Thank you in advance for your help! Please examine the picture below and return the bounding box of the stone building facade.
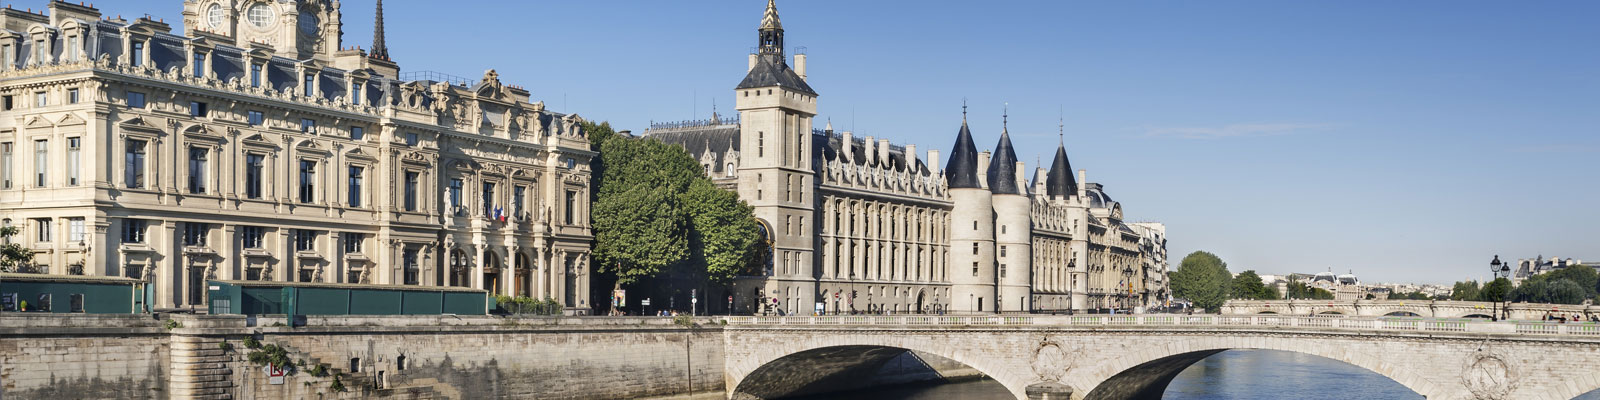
[0,0,594,311]
[645,1,1166,315]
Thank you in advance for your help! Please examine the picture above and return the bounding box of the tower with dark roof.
[371,0,389,60]
[1045,142,1077,200]
[734,0,819,315]
[989,114,1033,311]
[947,107,997,313]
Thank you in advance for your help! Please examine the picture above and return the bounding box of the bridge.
[1222,299,1595,319]
[720,314,1600,400]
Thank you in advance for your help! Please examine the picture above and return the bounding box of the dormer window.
[246,4,274,28]
[250,64,263,88]
[303,74,315,96]
[192,52,206,77]
[131,41,145,67]
[206,4,225,29]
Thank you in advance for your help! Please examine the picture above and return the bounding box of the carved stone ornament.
[1461,345,1519,400]
[1031,336,1076,383]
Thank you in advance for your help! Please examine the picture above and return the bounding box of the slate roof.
[1046,144,1078,197]
[814,132,930,176]
[986,128,1022,195]
[643,125,741,175]
[736,55,816,96]
[945,120,983,189]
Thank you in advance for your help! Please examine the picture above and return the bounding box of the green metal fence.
[0,273,143,314]
[208,280,489,316]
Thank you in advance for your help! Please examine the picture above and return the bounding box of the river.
[792,349,1446,399]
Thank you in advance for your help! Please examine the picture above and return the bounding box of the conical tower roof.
[945,116,982,189]
[987,125,1022,195]
[760,0,782,30]
[1046,142,1077,197]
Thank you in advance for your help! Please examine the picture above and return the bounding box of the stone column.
[506,245,519,297]
[472,244,485,291]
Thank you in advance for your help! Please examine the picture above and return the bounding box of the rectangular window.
[127,91,146,108]
[250,64,263,88]
[758,132,764,157]
[35,218,52,243]
[301,118,315,133]
[565,190,577,225]
[1,142,9,189]
[298,160,316,203]
[2,45,12,70]
[350,126,364,140]
[482,182,496,215]
[972,243,979,255]
[67,88,79,104]
[183,223,208,246]
[121,219,146,244]
[67,36,80,61]
[1001,264,1007,278]
[351,84,363,106]
[125,139,146,188]
[403,171,419,211]
[448,178,463,213]
[303,74,315,96]
[294,229,315,251]
[187,147,208,194]
[403,249,419,285]
[240,226,263,249]
[404,132,419,146]
[68,218,86,243]
[190,101,208,117]
[131,42,144,67]
[66,137,80,186]
[34,139,47,187]
[35,91,47,107]
[513,185,526,215]
[244,154,264,199]
[1000,246,1007,258]
[192,53,205,77]
[248,110,264,126]
[342,232,363,254]
[2,95,11,110]
[347,166,363,207]
[972,262,979,277]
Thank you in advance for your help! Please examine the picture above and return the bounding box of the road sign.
[266,365,286,385]
[642,298,651,306]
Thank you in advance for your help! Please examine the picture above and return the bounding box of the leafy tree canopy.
[1231,270,1277,300]
[0,226,34,273]
[1171,251,1232,313]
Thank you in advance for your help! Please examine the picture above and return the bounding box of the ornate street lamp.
[1489,255,1512,321]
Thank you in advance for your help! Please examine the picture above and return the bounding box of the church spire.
[370,0,389,60]
[757,0,784,57]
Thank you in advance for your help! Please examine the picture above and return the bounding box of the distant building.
[1514,255,1588,286]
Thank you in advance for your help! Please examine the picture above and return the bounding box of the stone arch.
[1462,314,1494,319]
[1075,335,1438,400]
[727,334,1028,400]
[1384,311,1421,317]
[1317,310,1345,315]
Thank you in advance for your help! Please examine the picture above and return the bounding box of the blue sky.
[72,1,1597,284]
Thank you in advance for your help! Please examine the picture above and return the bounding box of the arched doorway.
[449,249,470,287]
[515,252,531,297]
[915,290,925,314]
[483,251,502,295]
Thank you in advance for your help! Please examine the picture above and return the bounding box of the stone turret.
[989,123,1031,312]
[947,112,996,312]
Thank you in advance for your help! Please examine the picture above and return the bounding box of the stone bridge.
[720,314,1600,400]
[1221,299,1595,319]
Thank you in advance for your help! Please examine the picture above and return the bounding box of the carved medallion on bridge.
[1461,346,1519,400]
[1031,336,1077,382]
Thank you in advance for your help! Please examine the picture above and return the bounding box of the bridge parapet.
[720,314,1600,337]
[1222,299,1595,319]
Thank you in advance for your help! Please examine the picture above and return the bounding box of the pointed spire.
[757,0,784,57]
[987,109,1022,195]
[946,103,982,190]
[760,0,782,30]
[1046,118,1077,198]
[370,0,389,60]
[825,118,833,132]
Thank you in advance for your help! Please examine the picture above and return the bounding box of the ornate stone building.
[645,1,1166,315]
[0,0,594,311]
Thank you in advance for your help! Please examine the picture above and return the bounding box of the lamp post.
[1489,255,1512,321]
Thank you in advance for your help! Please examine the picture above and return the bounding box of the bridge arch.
[1384,311,1421,317]
[1074,335,1437,400]
[725,333,1028,399]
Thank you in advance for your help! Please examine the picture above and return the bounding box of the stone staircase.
[169,334,235,400]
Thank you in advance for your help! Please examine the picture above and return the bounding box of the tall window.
[130,41,144,67]
[250,64,262,88]
[183,223,209,246]
[192,53,206,77]
[187,147,208,194]
[481,182,496,215]
[33,139,47,187]
[303,74,315,96]
[125,139,146,188]
[448,178,463,213]
[350,126,364,140]
[240,226,264,249]
[403,171,419,211]
[127,91,146,108]
[564,190,577,225]
[758,132,764,157]
[342,232,363,254]
[294,229,315,251]
[972,262,979,277]
[351,84,363,106]
[244,154,264,199]
[1000,245,1007,257]
[4,142,15,189]
[67,36,80,61]
[121,219,146,244]
[35,92,47,107]
[248,110,264,126]
[66,138,79,186]
[34,218,52,243]
[298,160,316,203]
[347,166,363,207]
[1000,264,1007,278]
[403,248,419,285]
[67,88,79,104]
[68,218,86,243]
[513,185,526,215]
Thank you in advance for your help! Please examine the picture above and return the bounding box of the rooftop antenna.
[1002,102,1009,130]
[1058,105,1065,145]
[962,97,968,121]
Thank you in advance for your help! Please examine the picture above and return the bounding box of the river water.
[798,349,1432,399]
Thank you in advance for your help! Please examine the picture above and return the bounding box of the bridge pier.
[1024,382,1073,400]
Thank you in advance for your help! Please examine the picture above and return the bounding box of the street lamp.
[1489,255,1512,321]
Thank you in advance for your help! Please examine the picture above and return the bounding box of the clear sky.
[67,1,1598,285]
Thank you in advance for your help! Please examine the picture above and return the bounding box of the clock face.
[205,4,224,28]
[298,11,319,35]
[246,3,273,29]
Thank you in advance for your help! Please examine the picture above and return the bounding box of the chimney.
[928,149,941,176]
[863,136,875,164]
[842,131,854,162]
[1035,167,1049,194]
[978,151,992,189]
[749,54,757,72]
[877,139,890,167]
[1078,169,1088,197]
[904,144,918,173]
[795,54,807,81]
[1015,161,1027,189]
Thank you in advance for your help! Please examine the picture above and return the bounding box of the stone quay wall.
[1,314,728,400]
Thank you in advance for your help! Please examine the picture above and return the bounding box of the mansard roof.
[945,120,983,189]
[986,128,1022,195]
[643,123,741,175]
[736,55,816,96]
[1046,143,1078,197]
[814,131,930,176]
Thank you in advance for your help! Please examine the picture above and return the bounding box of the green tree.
[682,179,761,284]
[1171,251,1232,313]
[1450,280,1480,301]
[1479,278,1512,303]
[0,226,34,273]
[1543,266,1598,299]
[1231,270,1270,300]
